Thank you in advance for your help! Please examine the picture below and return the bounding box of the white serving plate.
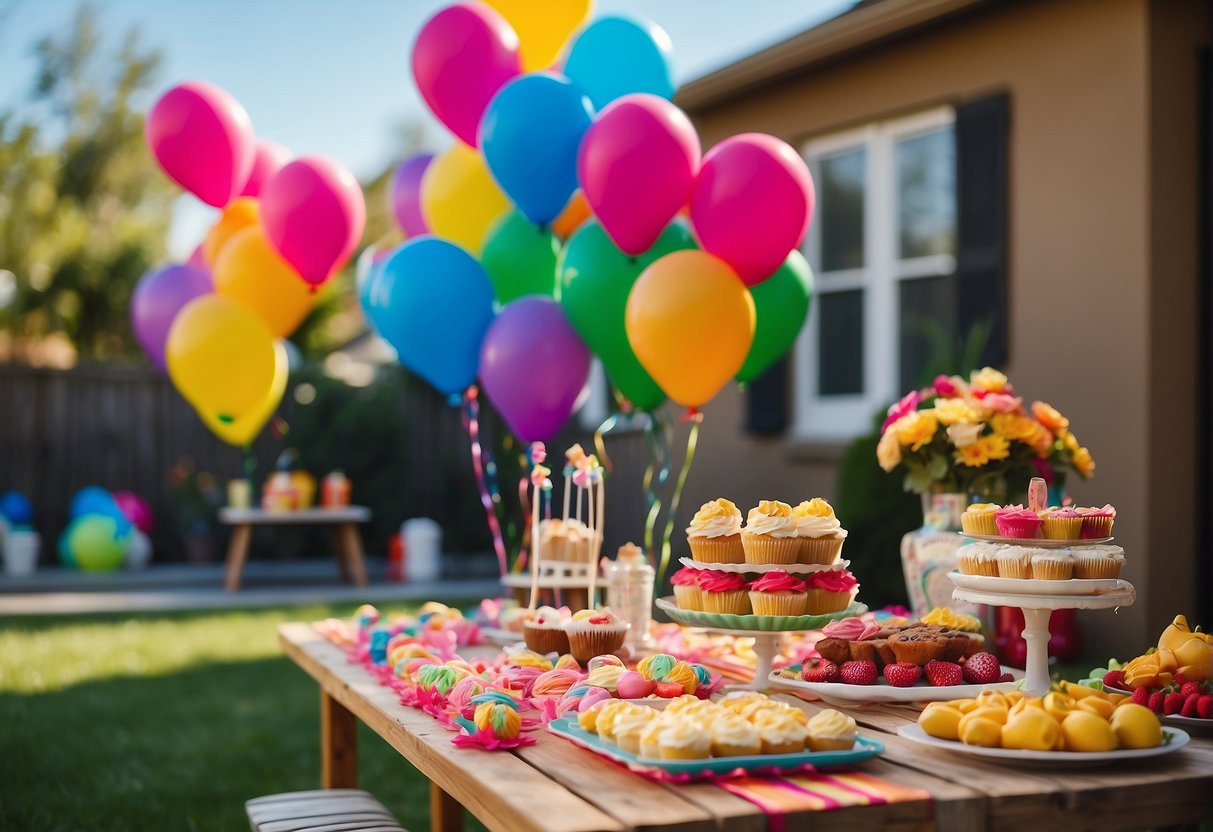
[1101,687,1213,734]
[896,723,1190,767]
[678,557,849,575]
[769,666,1021,705]
[959,532,1114,548]
[948,571,1131,597]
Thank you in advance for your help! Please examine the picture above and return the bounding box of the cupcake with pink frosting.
[670,566,704,611]
[697,569,751,615]
[1040,507,1082,540]
[803,569,858,615]
[994,505,1043,539]
[747,569,808,616]
[1075,504,1116,539]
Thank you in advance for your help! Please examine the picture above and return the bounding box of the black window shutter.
[956,92,1011,367]
[744,354,789,435]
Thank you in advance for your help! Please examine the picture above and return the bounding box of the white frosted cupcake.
[659,722,712,760]
[957,542,1000,576]
[1071,544,1124,579]
[1031,551,1074,580]
[741,500,800,565]
[791,498,848,564]
[685,499,744,563]
[996,546,1034,579]
[522,605,570,655]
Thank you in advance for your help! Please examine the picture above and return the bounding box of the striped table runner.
[718,770,931,831]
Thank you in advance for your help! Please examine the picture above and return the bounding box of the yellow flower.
[970,367,1009,393]
[946,422,983,448]
[1058,430,1080,453]
[990,413,1034,441]
[953,434,1011,468]
[877,430,903,471]
[1072,446,1095,477]
[933,398,980,426]
[891,411,938,452]
[1031,401,1069,434]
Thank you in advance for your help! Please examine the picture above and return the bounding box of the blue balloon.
[564,16,676,111]
[367,237,496,397]
[480,73,594,225]
[0,490,32,525]
[68,486,131,533]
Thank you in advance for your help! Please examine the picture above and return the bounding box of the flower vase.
[900,490,979,618]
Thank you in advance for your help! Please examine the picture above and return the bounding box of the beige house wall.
[676,0,1207,652]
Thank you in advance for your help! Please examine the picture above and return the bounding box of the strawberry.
[1174,672,1187,686]
[883,662,922,688]
[800,658,839,684]
[1131,686,1150,706]
[1103,669,1126,689]
[1163,692,1185,715]
[839,660,878,686]
[1147,690,1166,713]
[961,652,1001,685]
[1197,695,1213,720]
[925,660,964,687]
[1179,681,1203,698]
[653,681,685,698]
[1181,692,1201,718]
[998,672,1014,683]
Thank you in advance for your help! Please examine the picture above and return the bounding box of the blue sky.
[0,0,854,255]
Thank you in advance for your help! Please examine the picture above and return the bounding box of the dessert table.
[279,623,1213,832]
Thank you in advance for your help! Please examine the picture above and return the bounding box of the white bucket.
[3,530,40,576]
[402,518,442,583]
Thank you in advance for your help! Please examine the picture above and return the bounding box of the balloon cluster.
[58,487,154,571]
[366,2,815,441]
[134,81,366,445]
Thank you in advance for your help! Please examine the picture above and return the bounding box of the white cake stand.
[949,581,1136,696]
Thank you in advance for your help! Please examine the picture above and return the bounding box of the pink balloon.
[578,94,700,255]
[112,491,154,536]
[187,243,208,269]
[261,156,366,286]
[145,81,255,208]
[412,4,521,147]
[689,134,816,285]
[239,138,291,197]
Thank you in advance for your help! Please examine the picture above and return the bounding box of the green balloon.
[66,515,129,572]
[559,220,696,411]
[481,210,560,305]
[737,250,813,382]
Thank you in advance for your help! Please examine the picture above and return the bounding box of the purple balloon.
[131,264,212,372]
[480,297,591,442]
[388,153,433,237]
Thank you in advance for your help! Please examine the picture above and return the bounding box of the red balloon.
[689,133,815,285]
[240,138,291,197]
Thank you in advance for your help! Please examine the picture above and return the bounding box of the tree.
[0,4,174,362]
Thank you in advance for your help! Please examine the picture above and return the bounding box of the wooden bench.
[245,788,407,832]
[218,506,372,592]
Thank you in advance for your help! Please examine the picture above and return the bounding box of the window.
[795,108,957,440]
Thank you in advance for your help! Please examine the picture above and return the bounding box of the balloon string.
[658,414,701,585]
[514,450,532,573]
[643,411,671,560]
[462,387,508,578]
[593,414,618,474]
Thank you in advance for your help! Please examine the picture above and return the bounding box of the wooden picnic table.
[220,506,371,592]
[279,622,1213,832]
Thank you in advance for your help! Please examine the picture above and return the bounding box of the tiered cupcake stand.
[656,558,865,690]
[948,536,1136,696]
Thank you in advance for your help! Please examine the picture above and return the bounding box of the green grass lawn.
[0,602,479,832]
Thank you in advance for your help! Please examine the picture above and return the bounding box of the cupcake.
[958,542,1001,576]
[1075,505,1116,539]
[961,503,999,537]
[741,500,800,564]
[1041,508,1082,541]
[1071,544,1125,579]
[1030,551,1074,580]
[523,606,571,655]
[659,722,712,760]
[755,711,807,755]
[685,498,744,563]
[994,505,1043,539]
[995,546,1033,579]
[747,570,808,616]
[638,718,667,759]
[805,709,857,752]
[566,608,629,664]
[578,700,607,733]
[613,710,657,755]
[711,715,762,757]
[562,518,595,563]
[670,567,704,611]
[791,498,848,564]
[887,628,949,665]
[698,569,751,615]
[538,518,572,561]
[595,700,638,743]
[803,569,858,615]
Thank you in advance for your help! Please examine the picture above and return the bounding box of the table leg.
[337,524,369,588]
[429,782,463,832]
[223,524,252,593]
[330,527,352,582]
[320,689,358,788]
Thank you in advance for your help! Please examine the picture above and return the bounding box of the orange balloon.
[203,197,260,265]
[626,250,755,409]
[551,190,593,238]
[213,225,315,338]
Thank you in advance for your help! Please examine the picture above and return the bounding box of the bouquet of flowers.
[876,367,1094,496]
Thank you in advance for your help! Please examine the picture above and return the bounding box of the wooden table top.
[219,506,371,525]
[279,623,1213,832]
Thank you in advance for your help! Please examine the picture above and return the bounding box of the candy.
[615,670,655,699]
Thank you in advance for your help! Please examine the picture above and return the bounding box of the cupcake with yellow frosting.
[711,715,763,757]
[741,500,800,565]
[756,711,807,755]
[961,503,1000,537]
[613,709,657,755]
[805,709,856,752]
[595,700,639,743]
[792,498,848,564]
[638,718,667,759]
[685,499,744,563]
[659,722,712,760]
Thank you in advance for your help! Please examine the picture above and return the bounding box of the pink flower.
[1032,457,1055,484]
[982,393,1023,413]
[933,375,958,397]
[882,390,922,432]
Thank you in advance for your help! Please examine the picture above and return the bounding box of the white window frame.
[794,107,956,441]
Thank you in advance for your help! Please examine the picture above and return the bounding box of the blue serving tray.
[546,717,884,778]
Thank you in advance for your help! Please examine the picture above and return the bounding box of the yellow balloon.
[167,295,277,424]
[626,250,755,409]
[483,0,593,71]
[199,340,288,445]
[214,225,315,338]
[203,197,260,265]
[420,143,511,255]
